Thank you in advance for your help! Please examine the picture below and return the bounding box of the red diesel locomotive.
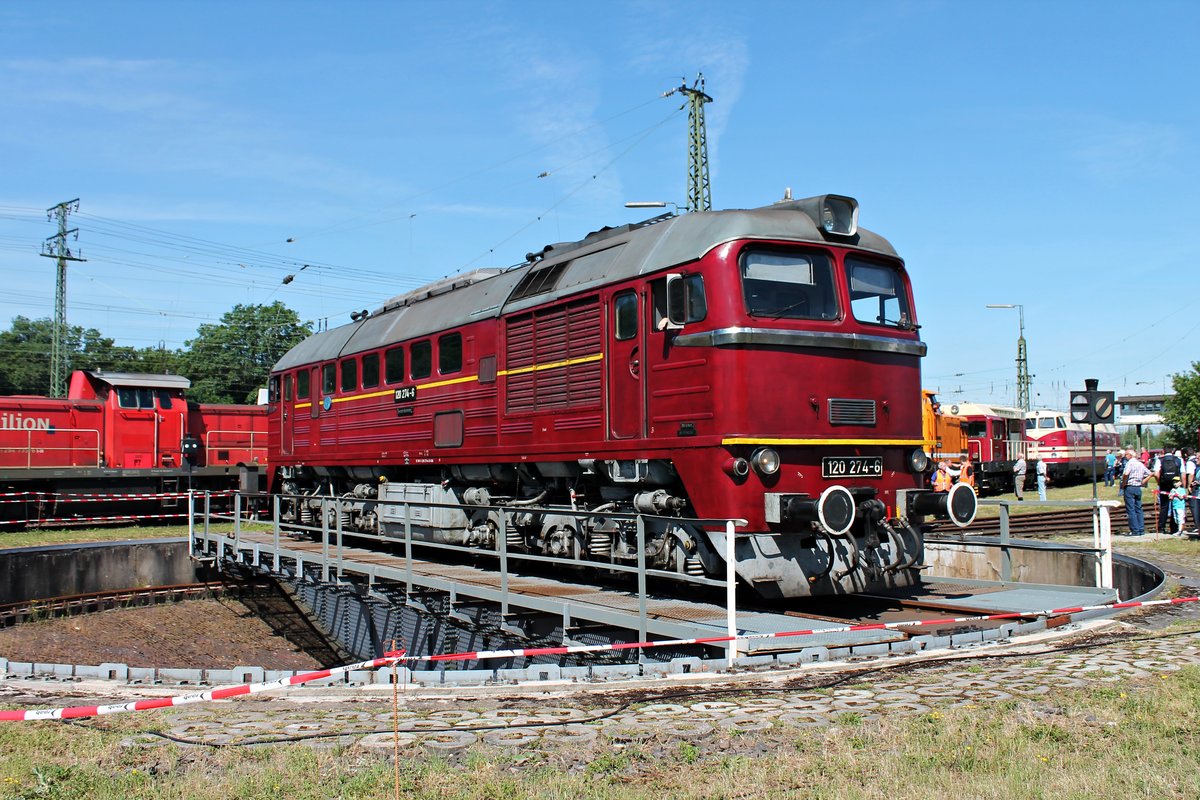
[267,194,976,598]
[0,370,266,526]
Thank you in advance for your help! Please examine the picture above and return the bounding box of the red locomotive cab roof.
[69,370,191,400]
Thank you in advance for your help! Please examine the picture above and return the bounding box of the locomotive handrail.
[0,428,101,470]
[204,430,266,463]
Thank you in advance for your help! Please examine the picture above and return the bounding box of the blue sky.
[1,1,1197,411]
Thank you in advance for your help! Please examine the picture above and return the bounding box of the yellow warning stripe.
[498,352,604,377]
[722,437,928,447]
[292,352,604,410]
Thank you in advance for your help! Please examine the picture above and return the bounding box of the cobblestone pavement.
[2,616,1198,763]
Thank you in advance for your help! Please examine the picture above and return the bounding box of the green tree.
[1163,366,1200,450]
[183,302,310,403]
[0,317,176,395]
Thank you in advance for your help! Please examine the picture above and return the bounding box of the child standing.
[1168,483,1189,535]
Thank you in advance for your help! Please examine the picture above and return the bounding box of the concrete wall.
[925,539,1161,601]
[0,539,201,605]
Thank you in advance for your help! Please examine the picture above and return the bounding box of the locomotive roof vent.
[776,193,859,238]
[376,268,504,314]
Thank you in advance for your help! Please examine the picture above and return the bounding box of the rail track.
[926,503,1170,538]
[0,578,273,627]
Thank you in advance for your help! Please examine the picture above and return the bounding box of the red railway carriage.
[268,194,976,599]
[0,370,266,527]
[954,402,1027,494]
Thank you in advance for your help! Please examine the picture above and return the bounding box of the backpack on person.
[1160,453,1182,489]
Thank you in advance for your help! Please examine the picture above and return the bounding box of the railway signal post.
[1070,378,1116,500]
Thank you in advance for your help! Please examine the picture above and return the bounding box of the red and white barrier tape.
[0,513,191,527]
[0,651,405,721]
[1,596,1196,722]
[404,595,1200,664]
[0,490,236,503]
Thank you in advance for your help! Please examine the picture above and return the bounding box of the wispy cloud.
[0,57,401,202]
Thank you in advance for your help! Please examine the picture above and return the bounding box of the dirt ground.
[0,597,323,670]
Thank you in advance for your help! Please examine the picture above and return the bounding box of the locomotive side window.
[296,370,310,399]
[117,387,155,409]
[667,274,707,325]
[156,389,174,409]
[411,340,432,380]
[340,358,358,393]
[438,333,462,374]
[741,251,838,320]
[283,374,293,402]
[268,376,279,403]
[845,256,913,329]
[384,347,405,384]
[361,353,380,388]
[615,292,638,340]
[321,364,336,395]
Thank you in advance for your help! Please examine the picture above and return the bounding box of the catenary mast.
[40,199,85,398]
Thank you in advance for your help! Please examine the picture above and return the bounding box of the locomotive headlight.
[750,447,781,476]
[908,448,929,473]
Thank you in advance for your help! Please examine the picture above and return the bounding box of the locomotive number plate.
[821,456,883,478]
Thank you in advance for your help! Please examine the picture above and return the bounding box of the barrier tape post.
[390,638,401,800]
[1100,503,1114,590]
[726,519,738,668]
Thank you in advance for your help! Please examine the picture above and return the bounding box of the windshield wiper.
[760,301,809,319]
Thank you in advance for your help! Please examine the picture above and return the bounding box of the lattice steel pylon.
[666,74,713,212]
[40,199,85,398]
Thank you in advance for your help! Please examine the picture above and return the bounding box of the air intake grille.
[829,398,876,426]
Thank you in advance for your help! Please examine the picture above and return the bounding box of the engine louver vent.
[829,398,876,426]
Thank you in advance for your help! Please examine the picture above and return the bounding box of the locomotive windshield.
[740,250,838,319]
[845,256,913,329]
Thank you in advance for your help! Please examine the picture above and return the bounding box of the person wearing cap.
[1012,454,1027,501]
[1104,449,1116,487]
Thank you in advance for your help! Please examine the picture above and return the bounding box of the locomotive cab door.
[279,373,294,456]
[608,289,645,439]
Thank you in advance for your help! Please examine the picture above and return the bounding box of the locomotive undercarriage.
[276,458,962,599]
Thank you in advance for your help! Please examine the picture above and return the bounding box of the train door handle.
[629,346,641,378]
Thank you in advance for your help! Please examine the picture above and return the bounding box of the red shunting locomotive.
[0,370,265,526]
[267,193,976,598]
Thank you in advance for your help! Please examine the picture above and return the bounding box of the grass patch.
[0,523,239,550]
[1,662,1197,798]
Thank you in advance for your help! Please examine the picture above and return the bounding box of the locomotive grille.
[828,398,876,426]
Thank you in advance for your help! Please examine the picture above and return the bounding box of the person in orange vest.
[933,460,953,492]
[957,455,975,488]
